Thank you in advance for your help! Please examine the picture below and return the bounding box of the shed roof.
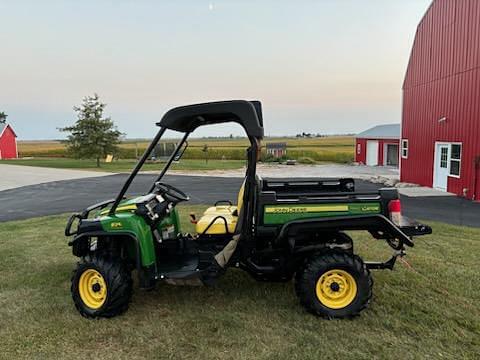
[0,123,17,138]
[356,124,400,140]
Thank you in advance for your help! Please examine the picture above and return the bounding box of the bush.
[288,150,353,163]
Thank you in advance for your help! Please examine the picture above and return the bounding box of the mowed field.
[0,205,479,359]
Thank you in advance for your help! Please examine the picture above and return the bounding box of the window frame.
[401,139,409,159]
[448,142,462,178]
[357,143,361,155]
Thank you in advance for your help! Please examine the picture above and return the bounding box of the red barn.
[401,0,480,199]
[0,123,18,159]
[355,124,400,167]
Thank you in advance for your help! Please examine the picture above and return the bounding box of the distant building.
[266,142,287,158]
[0,122,18,159]
[355,124,400,167]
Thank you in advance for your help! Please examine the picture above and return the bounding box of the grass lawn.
[0,206,479,359]
[0,158,246,172]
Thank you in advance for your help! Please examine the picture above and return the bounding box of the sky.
[0,0,432,140]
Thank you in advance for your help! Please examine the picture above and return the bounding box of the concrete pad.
[398,186,455,197]
[0,164,112,191]
[169,164,400,183]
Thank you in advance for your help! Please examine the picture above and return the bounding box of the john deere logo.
[361,205,380,212]
[111,222,123,229]
[265,205,349,214]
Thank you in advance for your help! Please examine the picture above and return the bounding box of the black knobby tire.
[71,254,133,318]
[295,251,373,318]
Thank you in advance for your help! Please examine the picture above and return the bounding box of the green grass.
[0,206,479,359]
[0,158,246,172]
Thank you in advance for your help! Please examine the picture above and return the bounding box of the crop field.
[0,207,478,359]
[17,136,354,164]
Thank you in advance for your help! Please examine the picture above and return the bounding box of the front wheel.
[295,252,372,318]
[71,254,132,318]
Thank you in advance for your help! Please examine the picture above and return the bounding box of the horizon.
[1,0,431,140]
[17,133,358,142]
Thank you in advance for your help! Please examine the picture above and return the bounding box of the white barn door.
[366,141,379,166]
[434,143,449,191]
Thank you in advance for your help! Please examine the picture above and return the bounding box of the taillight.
[388,199,402,225]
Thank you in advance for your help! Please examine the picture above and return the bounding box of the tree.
[60,94,123,167]
[0,112,7,124]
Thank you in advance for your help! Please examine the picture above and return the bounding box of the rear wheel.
[71,254,132,318]
[295,252,372,318]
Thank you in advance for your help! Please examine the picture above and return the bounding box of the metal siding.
[0,126,18,159]
[402,0,480,198]
[378,140,384,165]
[355,138,367,164]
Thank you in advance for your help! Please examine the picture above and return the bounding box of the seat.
[203,205,237,215]
[196,180,245,235]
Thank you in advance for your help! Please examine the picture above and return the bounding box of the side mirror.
[174,141,189,161]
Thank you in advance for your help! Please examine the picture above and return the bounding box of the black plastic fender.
[277,214,415,248]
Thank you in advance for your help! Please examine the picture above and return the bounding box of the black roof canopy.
[157,100,264,138]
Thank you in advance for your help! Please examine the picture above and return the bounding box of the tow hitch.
[365,249,406,270]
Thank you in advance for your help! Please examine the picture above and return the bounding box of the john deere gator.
[65,100,432,319]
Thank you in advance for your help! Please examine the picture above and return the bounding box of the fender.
[69,231,142,274]
[277,214,415,248]
[69,231,157,289]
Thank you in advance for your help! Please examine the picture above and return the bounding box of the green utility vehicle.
[65,100,432,319]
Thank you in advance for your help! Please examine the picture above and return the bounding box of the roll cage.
[109,100,265,240]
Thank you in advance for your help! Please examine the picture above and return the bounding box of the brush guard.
[65,198,120,236]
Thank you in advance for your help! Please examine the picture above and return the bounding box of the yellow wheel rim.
[78,269,107,310]
[316,269,357,309]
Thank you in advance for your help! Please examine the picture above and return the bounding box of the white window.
[401,139,408,159]
[357,143,361,155]
[449,143,461,177]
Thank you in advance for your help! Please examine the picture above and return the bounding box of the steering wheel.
[154,182,190,202]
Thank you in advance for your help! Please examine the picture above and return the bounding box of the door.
[434,144,449,191]
[385,144,399,166]
[366,141,379,166]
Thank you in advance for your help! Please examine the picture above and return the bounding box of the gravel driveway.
[170,163,400,183]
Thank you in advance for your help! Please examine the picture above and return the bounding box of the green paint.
[100,213,156,267]
[96,197,182,267]
[263,202,381,224]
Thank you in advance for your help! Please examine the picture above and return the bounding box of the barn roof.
[0,123,17,138]
[403,0,480,90]
[356,124,400,140]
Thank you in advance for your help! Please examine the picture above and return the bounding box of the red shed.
[401,0,480,199]
[355,124,400,167]
[0,123,18,159]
